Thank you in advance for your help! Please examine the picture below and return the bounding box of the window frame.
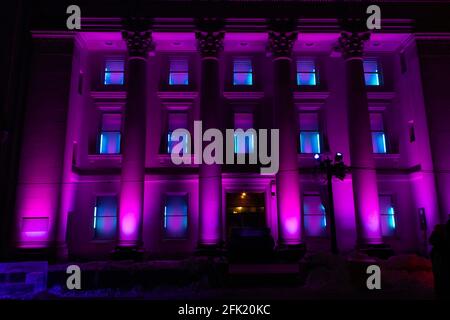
[168,57,189,86]
[103,58,125,86]
[370,112,388,154]
[97,113,123,155]
[93,195,118,240]
[296,58,319,87]
[363,58,383,87]
[232,58,254,86]
[163,193,189,240]
[298,112,321,154]
[303,194,328,238]
[379,195,397,238]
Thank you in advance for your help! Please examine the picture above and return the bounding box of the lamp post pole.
[316,153,348,255]
[324,159,339,255]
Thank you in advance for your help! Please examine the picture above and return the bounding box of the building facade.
[4,1,450,260]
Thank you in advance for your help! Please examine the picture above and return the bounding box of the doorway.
[226,192,266,236]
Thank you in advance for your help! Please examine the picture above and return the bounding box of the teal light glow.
[234,133,254,154]
[300,132,321,154]
[388,207,396,229]
[167,132,189,154]
[93,206,97,229]
[99,132,121,154]
[371,132,387,153]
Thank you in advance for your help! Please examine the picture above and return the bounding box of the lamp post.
[314,152,348,255]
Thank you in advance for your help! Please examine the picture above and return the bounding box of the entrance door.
[226,192,266,237]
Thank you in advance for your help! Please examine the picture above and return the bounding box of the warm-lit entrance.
[226,192,266,236]
[226,192,274,261]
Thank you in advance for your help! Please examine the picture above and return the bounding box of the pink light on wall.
[199,165,222,245]
[16,184,58,248]
[276,171,302,245]
[352,169,383,244]
[118,181,143,245]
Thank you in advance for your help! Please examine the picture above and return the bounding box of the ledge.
[367,92,396,100]
[293,91,330,100]
[91,91,127,100]
[157,91,198,100]
[223,91,265,100]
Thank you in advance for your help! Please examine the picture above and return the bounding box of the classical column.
[268,28,304,247]
[339,31,383,245]
[117,22,153,249]
[196,23,224,247]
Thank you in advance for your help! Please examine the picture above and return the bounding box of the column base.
[276,243,306,262]
[195,243,225,257]
[54,242,69,261]
[13,247,55,262]
[358,243,395,260]
[112,246,145,261]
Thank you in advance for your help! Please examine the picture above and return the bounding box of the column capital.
[195,31,224,58]
[122,18,154,58]
[267,31,297,59]
[195,18,225,58]
[338,31,370,60]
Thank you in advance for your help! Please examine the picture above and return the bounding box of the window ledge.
[223,91,264,100]
[293,91,330,100]
[373,153,400,160]
[157,91,198,100]
[91,91,126,100]
[156,154,199,166]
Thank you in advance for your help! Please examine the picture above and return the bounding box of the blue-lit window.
[164,195,188,239]
[379,195,396,237]
[233,58,253,85]
[234,134,255,154]
[167,132,190,154]
[364,59,381,86]
[304,195,327,237]
[94,196,117,240]
[167,113,189,154]
[98,114,122,154]
[299,113,321,154]
[104,59,124,85]
[169,58,189,85]
[234,113,255,154]
[297,59,317,86]
[370,113,387,154]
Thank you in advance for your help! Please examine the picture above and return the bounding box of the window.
[169,58,189,85]
[233,58,253,85]
[379,195,396,237]
[297,59,317,86]
[93,196,117,240]
[299,113,321,154]
[303,195,327,237]
[104,59,124,85]
[167,113,189,154]
[99,114,122,154]
[363,59,381,86]
[370,113,387,154]
[234,113,255,154]
[164,195,188,239]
